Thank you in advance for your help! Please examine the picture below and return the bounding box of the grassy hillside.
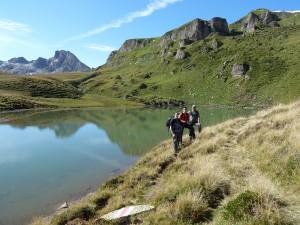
[78,11,300,107]
[0,74,140,111]
[1,10,299,111]
[31,100,300,225]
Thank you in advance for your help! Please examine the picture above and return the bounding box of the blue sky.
[0,0,299,67]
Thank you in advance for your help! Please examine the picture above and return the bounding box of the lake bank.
[30,100,300,225]
[0,106,256,225]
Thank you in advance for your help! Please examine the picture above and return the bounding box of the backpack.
[166,117,172,128]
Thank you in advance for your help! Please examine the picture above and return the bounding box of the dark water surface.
[0,106,255,225]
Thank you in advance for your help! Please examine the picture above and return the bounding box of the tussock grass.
[31,100,300,225]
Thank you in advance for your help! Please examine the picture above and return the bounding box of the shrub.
[223,190,260,221]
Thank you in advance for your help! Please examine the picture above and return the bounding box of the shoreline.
[31,158,139,225]
[28,100,300,225]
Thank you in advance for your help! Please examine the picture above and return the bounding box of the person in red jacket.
[179,106,195,142]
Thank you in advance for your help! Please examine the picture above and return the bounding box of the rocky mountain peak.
[54,50,72,59]
[0,50,90,74]
[8,57,29,64]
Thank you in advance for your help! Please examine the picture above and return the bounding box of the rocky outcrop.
[260,11,279,25]
[160,17,229,46]
[127,96,185,108]
[242,13,259,33]
[232,64,250,77]
[211,39,223,49]
[33,57,48,69]
[209,17,230,34]
[160,48,168,57]
[179,39,193,47]
[241,10,280,33]
[0,50,90,74]
[175,48,189,60]
[119,38,154,52]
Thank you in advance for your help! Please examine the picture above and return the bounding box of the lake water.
[0,106,255,225]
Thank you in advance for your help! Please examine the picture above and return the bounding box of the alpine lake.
[0,106,256,225]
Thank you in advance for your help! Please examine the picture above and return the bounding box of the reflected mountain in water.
[1,106,255,156]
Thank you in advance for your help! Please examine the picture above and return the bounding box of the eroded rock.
[242,13,259,33]
[175,49,188,60]
[119,38,154,52]
[211,39,223,49]
[160,17,229,46]
[232,64,250,77]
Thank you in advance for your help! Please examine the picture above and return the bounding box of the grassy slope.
[79,12,300,106]
[32,100,300,225]
[0,74,140,111]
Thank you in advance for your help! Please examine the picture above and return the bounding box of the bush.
[223,190,260,221]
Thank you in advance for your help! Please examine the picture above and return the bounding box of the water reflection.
[0,106,255,225]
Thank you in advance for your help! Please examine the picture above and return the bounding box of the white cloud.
[88,44,116,52]
[273,10,300,13]
[0,18,31,32]
[68,0,182,41]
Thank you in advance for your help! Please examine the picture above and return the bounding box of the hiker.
[190,105,201,133]
[179,106,195,142]
[170,112,183,153]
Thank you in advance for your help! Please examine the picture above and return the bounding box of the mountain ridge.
[0,50,91,74]
[77,8,300,106]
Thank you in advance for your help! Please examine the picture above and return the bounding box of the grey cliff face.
[242,10,281,33]
[160,17,229,46]
[119,39,154,53]
[209,17,230,34]
[106,17,229,65]
[242,13,259,33]
[0,50,90,74]
[260,11,280,25]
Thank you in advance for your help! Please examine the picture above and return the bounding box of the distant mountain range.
[0,50,90,74]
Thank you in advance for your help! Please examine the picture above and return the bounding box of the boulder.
[232,64,250,77]
[211,39,223,49]
[242,13,259,33]
[209,17,229,34]
[175,49,188,60]
[57,202,69,210]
